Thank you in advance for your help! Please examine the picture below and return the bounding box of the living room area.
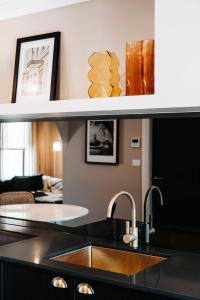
[0,121,63,205]
[0,118,144,226]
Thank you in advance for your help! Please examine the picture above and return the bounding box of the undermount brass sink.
[52,246,166,276]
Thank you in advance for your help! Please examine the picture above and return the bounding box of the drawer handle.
[77,283,94,295]
[52,277,68,288]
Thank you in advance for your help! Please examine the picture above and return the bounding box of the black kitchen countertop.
[0,217,199,300]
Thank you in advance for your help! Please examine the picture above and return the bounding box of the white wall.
[155,0,200,107]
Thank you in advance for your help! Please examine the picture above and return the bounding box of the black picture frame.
[85,119,119,165]
[12,31,60,103]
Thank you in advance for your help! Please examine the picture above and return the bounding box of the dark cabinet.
[2,262,74,300]
[2,262,180,300]
[75,278,135,300]
[74,278,179,300]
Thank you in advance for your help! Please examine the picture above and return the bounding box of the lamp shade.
[53,141,62,152]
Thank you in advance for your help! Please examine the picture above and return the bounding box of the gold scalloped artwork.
[88,51,121,98]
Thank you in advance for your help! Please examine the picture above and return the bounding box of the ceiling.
[0,0,93,21]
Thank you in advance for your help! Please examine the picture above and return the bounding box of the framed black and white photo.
[86,120,119,164]
[12,32,60,103]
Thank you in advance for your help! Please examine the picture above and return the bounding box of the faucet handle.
[123,233,136,244]
[149,227,155,234]
[123,227,138,248]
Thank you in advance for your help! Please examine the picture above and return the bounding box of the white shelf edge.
[0,95,200,122]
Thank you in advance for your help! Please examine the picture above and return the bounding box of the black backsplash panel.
[152,117,200,232]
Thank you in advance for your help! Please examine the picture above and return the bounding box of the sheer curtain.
[0,122,35,180]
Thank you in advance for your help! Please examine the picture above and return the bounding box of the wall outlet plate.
[132,159,141,166]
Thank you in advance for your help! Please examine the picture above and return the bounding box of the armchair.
[0,192,34,205]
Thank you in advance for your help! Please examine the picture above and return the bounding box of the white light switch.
[132,159,141,166]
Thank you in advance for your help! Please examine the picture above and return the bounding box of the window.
[0,123,33,180]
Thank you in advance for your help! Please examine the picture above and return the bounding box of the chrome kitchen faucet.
[107,191,138,248]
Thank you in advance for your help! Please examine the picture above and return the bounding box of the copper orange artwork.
[126,40,154,96]
[88,51,121,98]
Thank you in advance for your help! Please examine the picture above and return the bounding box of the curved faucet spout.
[107,191,136,229]
[144,185,163,224]
[144,185,163,244]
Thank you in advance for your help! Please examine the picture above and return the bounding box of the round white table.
[0,204,89,223]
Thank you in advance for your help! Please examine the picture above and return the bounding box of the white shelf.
[1,95,200,122]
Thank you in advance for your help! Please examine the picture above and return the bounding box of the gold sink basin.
[52,246,166,276]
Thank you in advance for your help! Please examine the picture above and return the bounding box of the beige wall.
[0,0,154,103]
[61,119,142,224]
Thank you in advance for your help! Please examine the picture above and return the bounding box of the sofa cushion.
[42,175,63,192]
[31,174,44,191]
[12,174,44,191]
[12,176,32,191]
[0,180,13,193]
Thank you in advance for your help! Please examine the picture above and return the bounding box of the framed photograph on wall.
[86,119,119,164]
[12,32,60,103]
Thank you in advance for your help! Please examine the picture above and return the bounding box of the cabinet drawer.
[2,262,74,300]
[75,278,138,300]
[75,278,180,300]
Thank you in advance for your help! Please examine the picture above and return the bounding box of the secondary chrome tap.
[107,191,138,248]
[144,185,163,244]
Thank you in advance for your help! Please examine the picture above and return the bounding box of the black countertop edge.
[0,232,199,300]
[0,216,65,232]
